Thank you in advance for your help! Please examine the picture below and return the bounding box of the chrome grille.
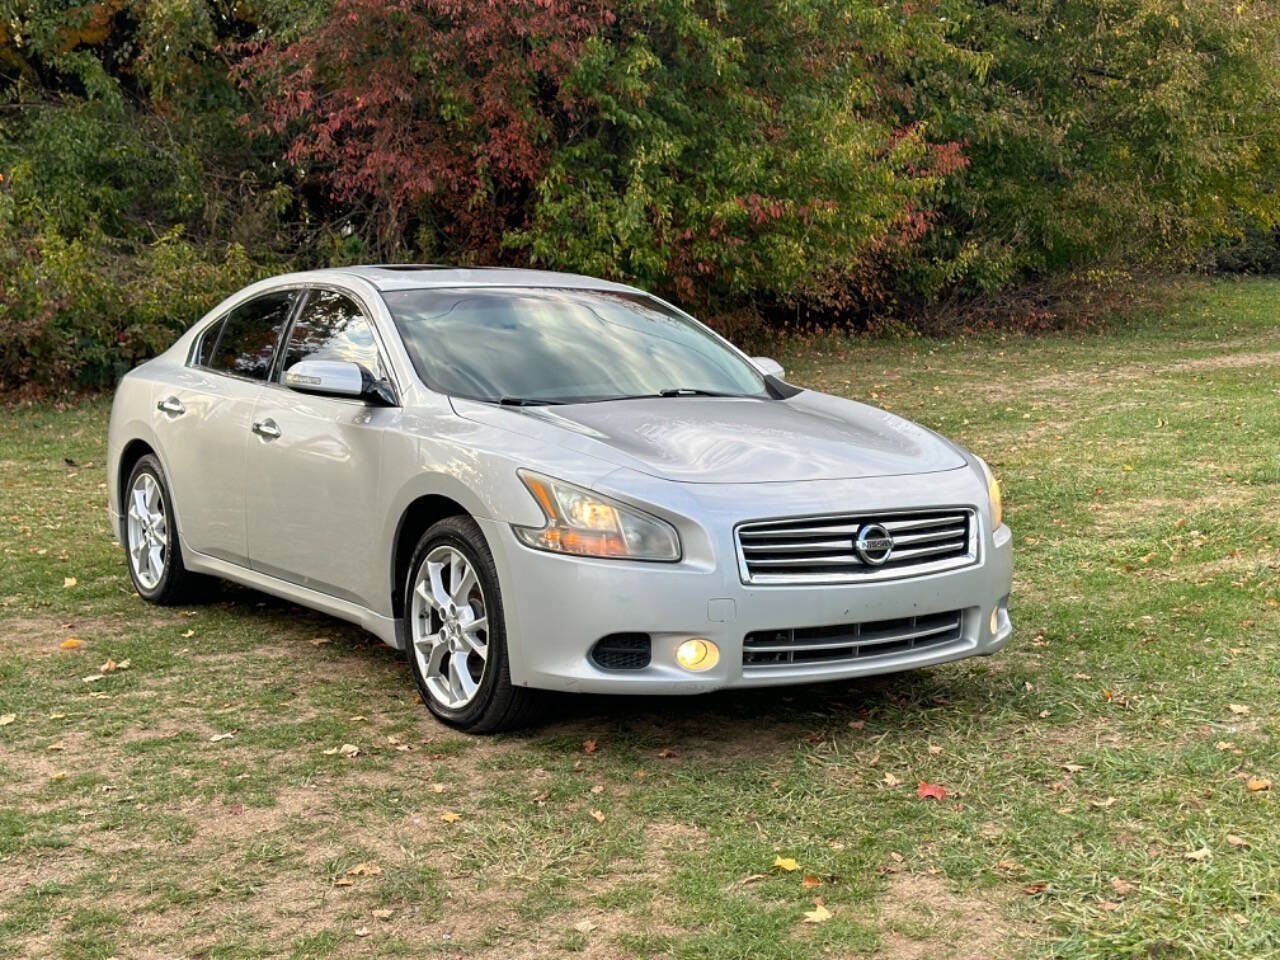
[735,509,977,584]
[743,610,964,668]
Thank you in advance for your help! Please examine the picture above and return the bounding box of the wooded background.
[3,0,1278,390]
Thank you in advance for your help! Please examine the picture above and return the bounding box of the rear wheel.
[124,454,199,605]
[404,516,542,733]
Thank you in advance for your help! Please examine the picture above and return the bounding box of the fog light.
[676,638,719,672]
[990,608,1000,634]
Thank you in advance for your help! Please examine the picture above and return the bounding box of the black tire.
[122,454,201,605]
[404,515,543,733]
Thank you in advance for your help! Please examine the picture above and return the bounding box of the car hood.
[451,392,968,484]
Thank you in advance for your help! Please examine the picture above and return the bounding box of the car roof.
[306,264,644,294]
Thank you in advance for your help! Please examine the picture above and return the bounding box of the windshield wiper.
[496,396,565,407]
[656,388,741,398]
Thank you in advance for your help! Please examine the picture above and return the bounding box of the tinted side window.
[281,289,384,380]
[194,317,224,367]
[210,291,297,381]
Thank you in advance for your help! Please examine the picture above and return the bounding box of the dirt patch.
[877,871,1023,959]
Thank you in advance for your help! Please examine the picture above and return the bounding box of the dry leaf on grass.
[1023,882,1048,895]
[583,739,598,754]
[589,809,605,823]
[773,856,800,872]
[1226,834,1249,848]
[573,920,597,934]
[210,733,234,743]
[658,747,678,758]
[347,863,381,877]
[0,714,14,726]
[801,875,822,888]
[371,908,393,920]
[1111,877,1134,897]
[47,740,65,751]
[49,771,67,782]
[1228,704,1251,716]
[354,926,370,938]
[917,781,947,800]
[882,772,901,788]
[802,898,832,924]
[59,637,81,650]
[182,629,195,639]
[440,811,462,823]
[1184,847,1212,862]
[323,743,360,757]
[1246,777,1271,792]
[63,577,77,588]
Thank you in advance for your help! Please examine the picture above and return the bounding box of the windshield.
[381,287,768,404]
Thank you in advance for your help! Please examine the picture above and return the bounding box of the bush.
[0,216,259,392]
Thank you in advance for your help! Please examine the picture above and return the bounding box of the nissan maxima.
[106,266,1012,731]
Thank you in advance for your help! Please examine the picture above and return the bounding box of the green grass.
[1,276,1278,958]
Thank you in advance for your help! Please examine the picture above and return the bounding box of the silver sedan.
[107,266,1012,731]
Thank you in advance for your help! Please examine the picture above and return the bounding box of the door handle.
[251,418,281,440]
[157,396,185,416]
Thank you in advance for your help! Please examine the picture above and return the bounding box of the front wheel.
[404,516,543,733]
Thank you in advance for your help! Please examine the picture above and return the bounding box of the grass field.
[1,277,1278,960]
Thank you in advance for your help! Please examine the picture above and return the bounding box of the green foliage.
[1,0,1279,390]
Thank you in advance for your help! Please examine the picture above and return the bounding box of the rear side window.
[281,289,384,380]
[209,290,298,381]
[193,318,224,367]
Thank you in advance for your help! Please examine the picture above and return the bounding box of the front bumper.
[481,469,1013,695]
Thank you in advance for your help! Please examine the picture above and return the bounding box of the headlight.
[513,470,681,561]
[977,457,1003,528]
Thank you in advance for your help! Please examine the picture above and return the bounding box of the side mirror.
[283,360,395,405]
[752,356,784,379]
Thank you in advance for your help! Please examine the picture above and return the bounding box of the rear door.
[245,287,400,606]
[154,289,299,565]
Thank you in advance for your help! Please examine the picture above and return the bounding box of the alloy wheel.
[126,472,168,590]
[410,545,489,708]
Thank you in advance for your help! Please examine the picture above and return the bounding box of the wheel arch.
[390,493,475,627]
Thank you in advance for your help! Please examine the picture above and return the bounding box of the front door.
[245,288,399,608]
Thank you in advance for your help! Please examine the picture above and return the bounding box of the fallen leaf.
[59,637,81,650]
[339,743,359,758]
[63,577,77,588]
[334,876,354,887]
[430,783,446,793]
[583,739,598,754]
[354,926,370,938]
[347,862,381,877]
[1089,798,1117,809]
[1226,834,1249,848]
[0,714,14,726]
[738,873,767,885]
[1110,877,1133,897]
[49,771,68,782]
[774,856,801,872]
[995,859,1024,873]
[847,719,865,730]
[883,772,901,788]
[1062,763,1085,774]
[589,809,605,823]
[210,733,234,743]
[890,852,905,863]
[917,781,947,801]
[1215,740,1240,753]
[350,715,368,722]
[1098,900,1120,912]
[573,920,597,934]
[440,811,462,823]
[1023,882,1047,895]
[371,908,393,920]
[1229,704,1251,716]
[927,744,942,755]
[47,740,65,751]
[115,659,130,670]
[658,747,678,758]
[309,636,331,646]
[99,658,118,674]
[802,898,832,924]
[1246,777,1271,792]
[1184,847,1212,862]
[801,875,822,888]
[590,784,604,794]
[81,674,104,683]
